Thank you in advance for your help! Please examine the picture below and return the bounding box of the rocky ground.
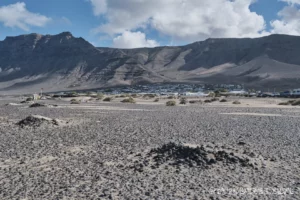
[0,97,299,199]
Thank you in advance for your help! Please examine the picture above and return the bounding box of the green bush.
[154,98,159,102]
[121,97,136,103]
[167,96,175,99]
[204,99,212,103]
[166,101,176,106]
[220,99,227,102]
[26,97,33,102]
[103,97,112,102]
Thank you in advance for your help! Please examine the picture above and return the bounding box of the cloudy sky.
[0,0,300,48]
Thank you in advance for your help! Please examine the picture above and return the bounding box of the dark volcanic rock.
[1,33,300,93]
[137,143,258,169]
[17,115,65,128]
[29,103,47,108]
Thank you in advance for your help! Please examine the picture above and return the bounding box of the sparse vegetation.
[131,94,138,98]
[143,94,156,99]
[166,100,176,106]
[103,97,112,102]
[189,100,202,104]
[120,94,129,98]
[291,99,300,106]
[214,90,222,97]
[280,99,300,106]
[167,96,175,99]
[121,97,136,103]
[233,100,241,104]
[204,99,212,103]
[208,92,215,98]
[278,102,290,105]
[220,99,227,102]
[70,100,81,104]
[179,98,187,104]
[154,98,159,102]
[96,93,104,100]
[211,98,219,102]
[66,92,79,97]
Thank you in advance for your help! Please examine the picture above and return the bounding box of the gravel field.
[0,97,299,199]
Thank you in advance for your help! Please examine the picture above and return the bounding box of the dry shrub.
[233,100,241,104]
[189,100,202,104]
[121,97,136,103]
[179,98,187,104]
[166,101,176,106]
[103,97,112,102]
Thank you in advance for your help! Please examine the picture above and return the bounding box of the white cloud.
[270,1,300,35]
[89,0,107,16]
[0,2,51,31]
[280,0,300,4]
[112,31,159,48]
[61,17,72,26]
[90,0,266,42]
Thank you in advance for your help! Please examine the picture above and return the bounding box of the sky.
[0,0,300,48]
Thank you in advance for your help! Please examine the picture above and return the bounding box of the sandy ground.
[0,96,299,199]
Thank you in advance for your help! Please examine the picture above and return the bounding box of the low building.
[183,92,208,97]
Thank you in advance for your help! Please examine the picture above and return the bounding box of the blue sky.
[0,0,300,48]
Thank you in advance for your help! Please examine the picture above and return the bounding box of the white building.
[228,90,247,95]
[183,92,208,97]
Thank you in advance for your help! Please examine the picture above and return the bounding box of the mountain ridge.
[1,32,300,94]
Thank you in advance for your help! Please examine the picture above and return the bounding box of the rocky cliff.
[1,32,300,93]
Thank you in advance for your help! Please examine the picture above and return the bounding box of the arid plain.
[0,96,299,199]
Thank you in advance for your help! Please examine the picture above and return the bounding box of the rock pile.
[29,103,58,108]
[134,143,259,170]
[17,115,66,128]
[29,103,47,107]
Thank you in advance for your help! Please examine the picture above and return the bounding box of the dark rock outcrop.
[1,32,300,93]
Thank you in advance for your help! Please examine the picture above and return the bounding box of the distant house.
[183,92,208,97]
